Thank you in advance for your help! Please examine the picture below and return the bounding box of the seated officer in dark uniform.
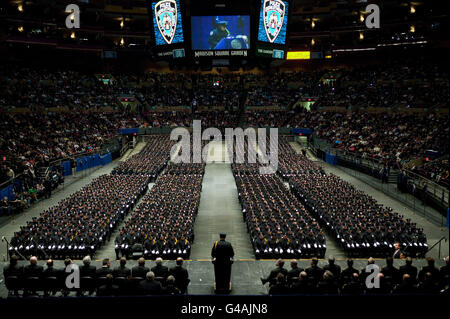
[113,257,131,278]
[96,258,112,278]
[132,258,150,279]
[151,257,169,281]
[261,259,288,286]
[3,255,23,296]
[169,257,190,294]
[211,233,234,293]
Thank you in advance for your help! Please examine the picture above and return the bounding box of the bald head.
[30,256,38,265]
[156,257,163,265]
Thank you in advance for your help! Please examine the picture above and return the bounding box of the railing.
[120,141,133,157]
[309,137,449,227]
[311,136,449,206]
[426,237,448,260]
[401,168,449,205]
[1,135,121,190]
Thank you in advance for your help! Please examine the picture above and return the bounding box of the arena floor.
[0,141,447,298]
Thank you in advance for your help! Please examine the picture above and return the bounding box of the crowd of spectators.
[411,156,449,187]
[115,163,204,260]
[0,65,122,111]
[244,72,308,108]
[1,163,65,217]
[262,256,449,295]
[271,110,448,184]
[137,73,192,107]
[192,74,240,110]
[0,111,133,184]
[313,61,449,109]
[2,62,448,184]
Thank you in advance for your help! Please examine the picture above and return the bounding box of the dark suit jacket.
[341,267,359,285]
[305,265,324,284]
[132,265,150,279]
[381,265,401,283]
[287,267,302,283]
[151,265,169,279]
[3,264,23,278]
[80,265,97,278]
[419,265,440,282]
[399,264,418,281]
[323,264,341,279]
[139,279,162,295]
[97,284,120,296]
[23,264,44,278]
[96,266,112,278]
[169,266,189,291]
[42,266,61,279]
[341,281,363,295]
[264,267,288,285]
[290,280,315,294]
[113,265,131,278]
[316,280,339,294]
[268,283,289,295]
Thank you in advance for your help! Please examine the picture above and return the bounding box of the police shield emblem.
[262,0,285,43]
[154,0,178,44]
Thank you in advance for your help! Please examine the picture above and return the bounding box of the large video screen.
[257,0,289,45]
[151,0,184,46]
[191,16,250,50]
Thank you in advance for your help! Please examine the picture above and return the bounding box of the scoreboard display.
[191,16,250,51]
[149,0,290,60]
[257,0,289,45]
[151,0,184,45]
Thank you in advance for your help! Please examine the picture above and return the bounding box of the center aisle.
[190,148,254,260]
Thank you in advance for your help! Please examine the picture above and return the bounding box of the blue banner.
[119,128,139,135]
[0,184,15,201]
[292,128,313,135]
[325,153,337,165]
